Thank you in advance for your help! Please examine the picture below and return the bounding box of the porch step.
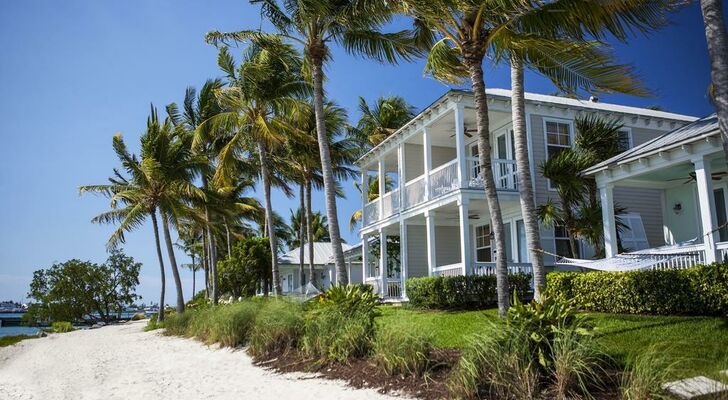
[662,376,728,399]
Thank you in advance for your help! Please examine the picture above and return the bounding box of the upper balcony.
[357,94,517,229]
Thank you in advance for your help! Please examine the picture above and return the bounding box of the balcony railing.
[404,175,425,209]
[467,158,518,191]
[363,199,379,226]
[430,159,460,198]
[381,189,400,219]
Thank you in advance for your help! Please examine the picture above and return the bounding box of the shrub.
[406,273,532,309]
[248,300,304,360]
[162,310,194,337]
[204,301,262,347]
[373,325,433,377]
[144,314,162,331]
[51,321,74,333]
[546,263,728,316]
[302,285,379,363]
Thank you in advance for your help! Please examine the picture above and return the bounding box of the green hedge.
[406,273,532,309]
[546,263,728,316]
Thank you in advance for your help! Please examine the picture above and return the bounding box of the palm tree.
[288,208,330,247]
[197,39,307,295]
[356,95,415,146]
[175,224,203,298]
[403,0,673,315]
[206,0,423,286]
[81,107,204,319]
[701,0,728,165]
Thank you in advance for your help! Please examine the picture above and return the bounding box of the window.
[554,224,579,258]
[714,188,728,242]
[545,120,572,159]
[475,224,492,262]
[617,129,632,152]
[516,220,529,262]
[619,214,649,251]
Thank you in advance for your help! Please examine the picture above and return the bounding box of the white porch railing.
[473,262,533,276]
[363,199,379,226]
[385,278,403,298]
[717,241,728,262]
[467,158,518,191]
[432,263,463,277]
[631,243,706,269]
[404,175,426,209]
[429,160,459,198]
[381,189,400,219]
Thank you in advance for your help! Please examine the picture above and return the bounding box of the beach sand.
[0,320,398,400]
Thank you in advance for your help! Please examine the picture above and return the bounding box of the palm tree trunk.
[150,210,166,322]
[298,182,306,288]
[191,254,196,298]
[701,0,728,167]
[311,55,347,286]
[202,232,209,297]
[510,58,546,300]
[161,213,185,314]
[224,216,232,258]
[201,176,218,304]
[257,139,282,295]
[465,55,509,317]
[305,176,317,287]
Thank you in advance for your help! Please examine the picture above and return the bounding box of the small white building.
[277,242,361,293]
[356,89,698,300]
[585,114,728,265]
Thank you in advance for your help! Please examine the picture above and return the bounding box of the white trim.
[542,116,575,191]
[618,127,633,152]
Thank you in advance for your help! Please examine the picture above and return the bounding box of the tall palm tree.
[403,0,672,315]
[81,107,204,319]
[701,0,728,165]
[356,95,415,146]
[288,208,330,247]
[206,0,423,285]
[197,38,307,295]
[175,223,204,297]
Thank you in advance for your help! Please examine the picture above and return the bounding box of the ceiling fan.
[666,171,728,184]
[443,212,481,220]
[448,126,476,138]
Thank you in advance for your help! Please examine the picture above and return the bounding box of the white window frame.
[542,117,575,190]
[553,223,579,258]
[474,223,493,263]
[617,127,633,153]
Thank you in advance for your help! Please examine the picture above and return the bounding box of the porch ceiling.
[615,154,728,188]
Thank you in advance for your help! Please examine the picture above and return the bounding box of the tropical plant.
[196,38,307,295]
[217,237,272,298]
[356,95,415,146]
[288,208,329,248]
[700,0,728,171]
[207,0,424,286]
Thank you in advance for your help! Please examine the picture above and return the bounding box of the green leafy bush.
[546,263,728,316]
[406,273,532,309]
[51,321,74,333]
[248,300,304,360]
[373,325,433,377]
[302,285,379,363]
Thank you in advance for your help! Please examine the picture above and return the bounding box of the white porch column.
[454,104,468,188]
[693,156,719,263]
[458,197,472,275]
[378,158,385,218]
[423,127,432,200]
[399,219,408,298]
[398,144,406,208]
[425,210,437,276]
[599,183,618,258]
[379,228,388,296]
[361,233,369,282]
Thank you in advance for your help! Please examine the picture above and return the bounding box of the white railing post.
[454,104,468,189]
[458,196,472,275]
[693,155,718,263]
[599,181,618,258]
[400,219,408,299]
[423,127,432,201]
[425,210,437,276]
[379,228,388,297]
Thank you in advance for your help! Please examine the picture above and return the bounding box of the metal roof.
[583,114,719,175]
[278,242,354,266]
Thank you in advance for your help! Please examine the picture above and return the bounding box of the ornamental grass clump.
[248,299,304,360]
[206,300,262,347]
[51,321,74,333]
[302,285,379,363]
[620,345,681,400]
[373,324,434,378]
[162,310,194,336]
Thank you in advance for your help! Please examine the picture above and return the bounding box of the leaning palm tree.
[356,95,415,146]
[700,0,728,166]
[206,0,423,285]
[196,38,307,295]
[81,107,204,319]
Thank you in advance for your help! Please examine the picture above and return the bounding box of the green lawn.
[376,306,728,379]
[0,335,36,348]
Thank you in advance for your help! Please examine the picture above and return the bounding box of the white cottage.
[355,89,697,300]
[277,242,361,293]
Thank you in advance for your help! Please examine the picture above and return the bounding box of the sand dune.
[0,320,396,400]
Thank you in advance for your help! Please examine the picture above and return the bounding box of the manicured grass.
[0,335,36,347]
[376,306,728,378]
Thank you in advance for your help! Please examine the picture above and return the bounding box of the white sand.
[0,321,399,400]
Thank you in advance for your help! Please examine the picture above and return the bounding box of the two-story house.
[355,89,697,300]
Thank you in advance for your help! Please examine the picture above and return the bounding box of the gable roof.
[583,114,719,175]
[278,242,354,266]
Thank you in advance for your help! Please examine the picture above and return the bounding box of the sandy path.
[0,320,398,400]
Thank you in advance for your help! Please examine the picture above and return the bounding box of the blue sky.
[0,1,719,303]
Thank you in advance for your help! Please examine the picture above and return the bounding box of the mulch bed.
[255,348,460,400]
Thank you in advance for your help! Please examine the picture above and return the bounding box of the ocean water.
[0,326,40,337]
